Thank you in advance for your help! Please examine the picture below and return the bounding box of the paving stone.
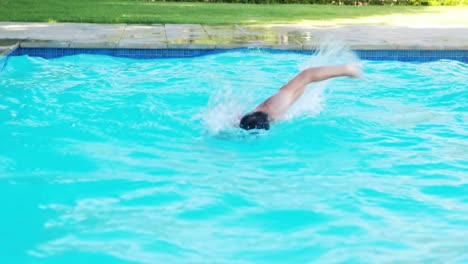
[120,34,167,48]
[215,44,250,49]
[69,40,118,49]
[20,40,70,48]
[117,42,167,49]
[165,24,208,43]
[122,24,166,41]
[167,44,216,49]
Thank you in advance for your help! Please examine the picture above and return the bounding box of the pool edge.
[0,43,19,72]
[17,40,468,51]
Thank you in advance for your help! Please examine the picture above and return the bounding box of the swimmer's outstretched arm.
[280,63,361,94]
[255,63,361,120]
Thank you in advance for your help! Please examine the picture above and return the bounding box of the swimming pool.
[1,49,467,263]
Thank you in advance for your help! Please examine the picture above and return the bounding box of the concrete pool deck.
[1,22,468,54]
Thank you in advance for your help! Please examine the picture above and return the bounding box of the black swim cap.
[239,111,270,130]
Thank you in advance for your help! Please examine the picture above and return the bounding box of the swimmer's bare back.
[254,63,362,121]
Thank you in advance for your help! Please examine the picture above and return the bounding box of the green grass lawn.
[0,0,467,25]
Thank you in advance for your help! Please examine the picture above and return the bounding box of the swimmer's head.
[239,111,270,131]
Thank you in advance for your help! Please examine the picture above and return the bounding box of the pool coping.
[1,23,468,51]
[8,39,468,51]
[10,38,468,51]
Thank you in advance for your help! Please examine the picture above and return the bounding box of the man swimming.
[239,63,362,130]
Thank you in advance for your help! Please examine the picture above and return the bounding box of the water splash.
[307,36,359,67]
[199,73,254,134]
[201,38,360,133]
[286,37,360,120]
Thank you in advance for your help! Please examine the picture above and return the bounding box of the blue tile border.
[8,48,468,63]
[12,48,226,59]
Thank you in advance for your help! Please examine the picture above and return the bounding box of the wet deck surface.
[0,22,467,52]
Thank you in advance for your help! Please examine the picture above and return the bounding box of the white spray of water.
[201,37,359,133]
[286,37,359,121]
[202,83,240,133]
[199,73,255,134]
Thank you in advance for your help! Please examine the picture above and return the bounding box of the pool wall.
[9,47,468,63]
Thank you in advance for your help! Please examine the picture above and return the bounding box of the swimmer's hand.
[345,63,363,79]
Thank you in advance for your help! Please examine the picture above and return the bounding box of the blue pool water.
[0,49,467,263]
